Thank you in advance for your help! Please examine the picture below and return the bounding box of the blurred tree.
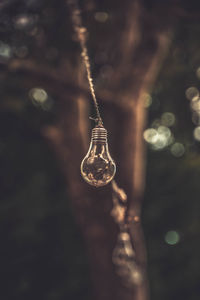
[1,0,200,300]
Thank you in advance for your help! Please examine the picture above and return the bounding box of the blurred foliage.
[143,18,200,300]
[0,0,200,300]
[0,1,91,300]
[0,84,91,300]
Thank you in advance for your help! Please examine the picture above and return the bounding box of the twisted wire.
[67,0,103,126]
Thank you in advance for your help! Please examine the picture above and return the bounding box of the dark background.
[0,0,200,299]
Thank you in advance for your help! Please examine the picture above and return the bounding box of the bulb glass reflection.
[81,125,116,187]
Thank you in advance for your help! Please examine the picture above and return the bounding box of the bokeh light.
[185,86,199,101]
[41,98,54,111]
[29,88,53,111]
[143,128,158,144]
[190,97,200,113]
[165,231,180,245]
[14,14,38,30]
[192,112,200,125]
[130,269,143,285]
[170,142,185,157]
[144,125,172,150]
[196,67,200,79]
[157,126,171,139]
[0,41,12,59]
[161,112,175,127]
[144,126,172,150]
[193,126,200,141]
[151,119,161,128]
[143,93,152,108]
[94,12,109,23]
[151,135,169,150]
[0,1,199,299]
[29,88,48,104]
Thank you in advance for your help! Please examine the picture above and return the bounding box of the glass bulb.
[81,125,116,187]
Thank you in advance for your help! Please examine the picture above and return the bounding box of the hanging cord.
[67,0,103,126]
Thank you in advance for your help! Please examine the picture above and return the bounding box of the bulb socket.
[92,126,107,143]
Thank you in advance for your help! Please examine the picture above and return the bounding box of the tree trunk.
[42,22,172,300]
[10,1,175,299]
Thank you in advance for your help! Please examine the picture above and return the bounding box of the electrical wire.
[67,0,103,126]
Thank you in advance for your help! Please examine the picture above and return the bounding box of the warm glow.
[14,14,37,30]
[29,88,48,104]
[143,128,158,144]
[81,126,116,187]
[144,126,172,150]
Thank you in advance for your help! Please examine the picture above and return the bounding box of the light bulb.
[81,125,116,187]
